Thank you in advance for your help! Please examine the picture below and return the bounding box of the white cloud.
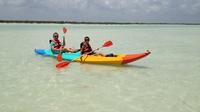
[0,0,200,23]
[3,0,26,6]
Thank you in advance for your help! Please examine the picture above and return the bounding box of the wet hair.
[53,32,59,37]
[84,36,90,41]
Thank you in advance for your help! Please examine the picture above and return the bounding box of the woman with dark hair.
[80,36,115,57]
[80,36,93,55]
[50,32,79,53]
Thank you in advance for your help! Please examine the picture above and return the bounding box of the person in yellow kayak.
[80,36,116,57]
[50,32,79,53]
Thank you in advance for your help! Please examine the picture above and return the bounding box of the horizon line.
[0,19,200,25]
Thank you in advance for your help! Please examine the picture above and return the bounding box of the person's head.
[53,32,59,39]
[84,36,90,43]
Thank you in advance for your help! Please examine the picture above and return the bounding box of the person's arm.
[80,42,85,55]
[80,42,83,49]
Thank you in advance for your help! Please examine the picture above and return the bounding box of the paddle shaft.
[57,26,68,61]
[56,40,112,68]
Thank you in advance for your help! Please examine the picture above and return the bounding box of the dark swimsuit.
[80,42,93,55]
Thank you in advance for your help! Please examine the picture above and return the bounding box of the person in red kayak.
[50,32,79,53]
[80,36,116,57]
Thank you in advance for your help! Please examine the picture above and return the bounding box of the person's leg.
[73,49,81,53]
[67,48,81,53]
[62,48,72,53]
[95,52,105,56]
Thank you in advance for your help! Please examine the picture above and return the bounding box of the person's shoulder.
[80,42,85,45]
[50,40,55,44]
[50,41,55,46]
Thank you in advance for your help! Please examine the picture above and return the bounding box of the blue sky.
[0,0,200,23]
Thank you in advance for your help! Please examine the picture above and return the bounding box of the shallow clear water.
[0,23,200,112]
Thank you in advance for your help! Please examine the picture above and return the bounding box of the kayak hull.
[34,49,150,65]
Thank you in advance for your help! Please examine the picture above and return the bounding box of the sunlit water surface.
[0,23,200,112]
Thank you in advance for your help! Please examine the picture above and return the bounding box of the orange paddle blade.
[56,61,70,68]
[63,26,67,34]
[103,40,113,47]
[57,53,62,62]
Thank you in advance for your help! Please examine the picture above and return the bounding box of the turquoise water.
[0,23,200,112]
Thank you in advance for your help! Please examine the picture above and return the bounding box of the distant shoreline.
[0,20,200,25]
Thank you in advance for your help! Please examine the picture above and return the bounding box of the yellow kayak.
[75,51,151,65]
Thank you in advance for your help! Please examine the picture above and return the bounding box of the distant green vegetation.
[0,20,199,25]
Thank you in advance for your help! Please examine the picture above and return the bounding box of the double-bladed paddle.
[56,40,113,68]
